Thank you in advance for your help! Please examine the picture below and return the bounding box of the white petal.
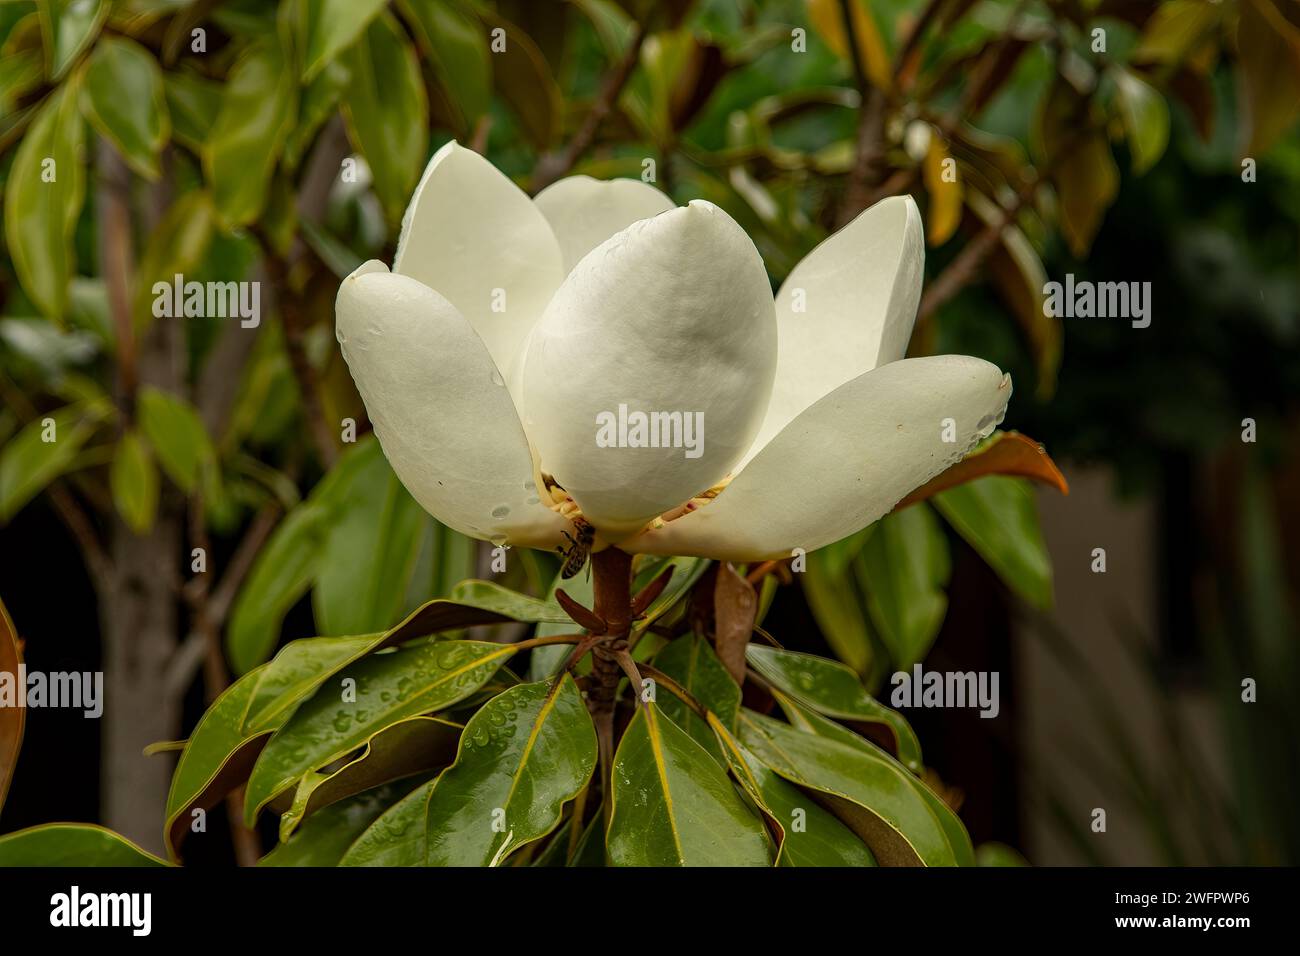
[626,355,1011,560]
[392,141,564,383]
[533,175,677,273]
[742,195,924,468]
[521,201,777,536]
[336,262,566,548]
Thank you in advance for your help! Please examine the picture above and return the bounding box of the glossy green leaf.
[856,504,951,670]
[425,677,597,865]
[653,634,740,760]
[746,644,922,771]
[38,0,106,80]
[342,11,428,225]
[80,36,167,178]
[299,0,386,81]
[778,700,975,867]
[280,715,460,839]
[204,39,296,226]
[401,0,492,132]
[109,428,158,534]
[261,780,423,866]
[709,713,875,867]
[1113,67,1169,174]
[339,778,435,866]
[0,401,107,522]
[245,640,523,824]
[4,79,85,318]
[0,824,167,866]
[136,386,213,493]
[737,708,954,866]
[607,703,771,866]
[933,476,1053,609]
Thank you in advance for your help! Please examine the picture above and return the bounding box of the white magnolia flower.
[336,142,1011,561]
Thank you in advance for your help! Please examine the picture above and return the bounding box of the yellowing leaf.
[806,0,890,89]
[1237,0,1300,156]
[922,134,962,245]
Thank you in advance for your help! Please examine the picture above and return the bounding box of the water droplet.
[489,369,505,387]
[523,480,536,492]
[491,504,510,519]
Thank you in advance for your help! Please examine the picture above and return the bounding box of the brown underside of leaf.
[0,597,24,814]
[894,431,1069,511]
[713,563,757,685]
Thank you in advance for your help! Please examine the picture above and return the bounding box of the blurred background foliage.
[0,0,1297,863]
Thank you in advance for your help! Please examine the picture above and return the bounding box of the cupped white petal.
[741,195,924,468]
[521,200,778,536]
[533,175,677,273]
[392,141,564,384]
[336,261,566,548]
[626,355,1011,560]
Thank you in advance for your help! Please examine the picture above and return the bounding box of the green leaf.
[341,11,428,225]
[245,640,524,824]
[802,545,875,677]
[1112,67,1169,175]
[856,505,951,670]
[38,0,107,80]
[136,386,213,492]
[165,663,279,859]
[339,778,435,866]
[279,716,460,839]
[778,700,975,867]
[132,191,215,335]
[204,39,296,226]
[0,49,42,118]
[80,36,167,178]
[299,0,387,81]
[709,714,876,867]
[4,79,85,318]
[261,780,423,866]
[0,401,107,522]
[425,677,597,865]
[737,708,955,866]
[653,634,740,760]
[607,703,772,866]
[746,644,922,771]
[227,501,333,674]
[313,440,426,636]
[163,69,220,150]
[933,476,1053,609]
[109,428,158,534]
[400,0,492,132]
[0,823,167,866]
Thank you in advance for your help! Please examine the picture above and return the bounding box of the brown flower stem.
[587,547,634,823]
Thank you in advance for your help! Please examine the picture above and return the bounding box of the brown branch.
[836,0,888,228]
[531,25,646,192]
[893,0,948,87]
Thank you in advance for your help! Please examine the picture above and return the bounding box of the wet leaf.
[737,708,954,866]
[709,713,875,867]
[0,824,167,866]
[654,634,740,760]
[244,640,524,824]
[425,677,597,865]
[339,778,435,866]
[607,703,771,866]
[261,780,423,866]
[746,644,922,771]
